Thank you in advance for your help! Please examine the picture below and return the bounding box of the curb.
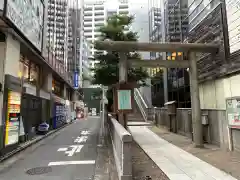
[0,121,74,163]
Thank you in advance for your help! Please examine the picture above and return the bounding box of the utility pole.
[189,52,203,147]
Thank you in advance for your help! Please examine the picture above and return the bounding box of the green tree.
[92,14,149,87]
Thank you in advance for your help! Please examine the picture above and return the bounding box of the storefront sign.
[5,90,21,146]
[226,0,240,53]
[74,71,79,89]
[5,0,44,51]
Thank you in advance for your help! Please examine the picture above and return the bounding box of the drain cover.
[26,167,52,175]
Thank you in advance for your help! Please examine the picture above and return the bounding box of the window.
[19,55,40,86]
[30,63,39,85]
[19,60,29,80]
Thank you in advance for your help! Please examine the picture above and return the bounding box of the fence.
[153,107,226,147]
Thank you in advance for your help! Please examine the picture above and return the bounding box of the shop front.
[1,75,22,153]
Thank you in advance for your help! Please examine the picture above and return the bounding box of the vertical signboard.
[5,0,44,51]
[74,71,79,89]
[5,90,21,146]
[117,90,132,110]
[226,0,240,53]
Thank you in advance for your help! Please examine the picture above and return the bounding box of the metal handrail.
[134,88,148,121]
[134,88,148,108]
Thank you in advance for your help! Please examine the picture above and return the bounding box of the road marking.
[57,148,68,152]
[65,145,84,156]
[81,130,90,135]
[74,136,88,143]
[48,160,95,166]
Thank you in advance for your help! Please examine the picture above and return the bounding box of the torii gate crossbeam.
[96,40,219,148]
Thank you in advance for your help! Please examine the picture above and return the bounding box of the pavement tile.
[128,125,237,180]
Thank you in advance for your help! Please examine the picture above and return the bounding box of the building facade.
[68,8,81,86]
[165,0,190,108]
[83,0,129,56]
[82,37,92,87]
[83,0,129,76]
[47,0,68,66]
[148,0,189,108]
[0,0,79,155]
[186,0,240,150]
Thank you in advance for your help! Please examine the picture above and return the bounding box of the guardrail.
[134,88,148,121]
[107,114,132,180]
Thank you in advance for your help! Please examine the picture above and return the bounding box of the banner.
[74,71,79,89]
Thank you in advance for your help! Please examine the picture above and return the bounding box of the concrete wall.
[199,74,240,110]
[155,108,226,147]
[4,34,21,77]
[199,74,240,151]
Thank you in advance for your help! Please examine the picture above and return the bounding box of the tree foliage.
[92,14,149,86]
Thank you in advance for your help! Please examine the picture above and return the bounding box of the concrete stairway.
[128,113,145,122]
[127,98,147,122]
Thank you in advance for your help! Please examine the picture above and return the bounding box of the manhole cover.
[26,167,52,175]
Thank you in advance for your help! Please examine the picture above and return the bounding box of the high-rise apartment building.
[68,8,81,80]
[165,0,188,43]
[149,7,162,60]
[83,0,129,77]
[83,0,129,56]
[164,0,190,108]
[186,0,228,81]
[47,0,68,66]
[82,37,92,87]
[148,0,190,108]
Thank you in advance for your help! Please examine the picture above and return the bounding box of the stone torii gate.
[96,41,219,147]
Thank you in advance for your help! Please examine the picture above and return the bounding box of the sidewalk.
[128,125,238,180]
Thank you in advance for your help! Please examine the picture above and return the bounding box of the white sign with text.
[6,0,44,51]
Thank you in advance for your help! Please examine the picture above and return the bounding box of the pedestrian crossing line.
[48,160,95,166]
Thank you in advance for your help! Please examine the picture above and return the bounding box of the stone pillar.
[71,90,78,111]
[42,69,53,93]
[189,52,203,147]
[62,83,67,99]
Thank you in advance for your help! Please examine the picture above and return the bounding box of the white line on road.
[57,148,68,152]
[48,160,95,166]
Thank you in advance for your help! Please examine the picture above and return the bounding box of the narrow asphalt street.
[0,116,101,180]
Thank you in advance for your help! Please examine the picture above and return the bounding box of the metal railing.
[134,88,149,121]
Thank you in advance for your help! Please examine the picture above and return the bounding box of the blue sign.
[74,71,79,88]
[117,90,132,110]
